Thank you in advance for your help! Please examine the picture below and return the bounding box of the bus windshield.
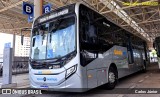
[31,16,76,60]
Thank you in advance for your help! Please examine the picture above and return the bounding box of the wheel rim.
[109,72,115,83]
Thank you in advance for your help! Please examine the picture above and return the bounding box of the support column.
[34,0,43,20]
[2,48,13,85]
[1,32,17,88]
[12,32,15,64]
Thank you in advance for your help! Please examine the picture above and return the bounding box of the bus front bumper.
[29,72,86,92]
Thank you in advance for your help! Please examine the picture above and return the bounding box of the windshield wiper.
[49,16,64,32]
[49,16,64,43]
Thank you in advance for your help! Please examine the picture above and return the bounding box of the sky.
[0,33,13,54]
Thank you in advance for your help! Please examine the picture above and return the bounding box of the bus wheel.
[106,66,117,89]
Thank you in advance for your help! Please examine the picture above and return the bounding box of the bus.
[29,3,149,92]
[153,36,160,67]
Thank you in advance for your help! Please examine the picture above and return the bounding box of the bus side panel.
[112,46,128,68]
[112,46,131,78]
[135,49,144,69]
[87,69,97,88]
[86,49,113,88]
[97,68,107,86]
[86,58,109,88]
[116,47,145,78]
[133,49,142,67]
[130,49,144,73]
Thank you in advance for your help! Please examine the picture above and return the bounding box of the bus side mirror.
[21,35,24,45]
[20,27,31,45]
[21,29,24,45]
[32,38,36,47]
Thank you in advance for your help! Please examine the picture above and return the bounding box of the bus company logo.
[37,70,52,74]
[36,77,47,81]
[43,77,46,81]
[114,50,122,55]
[38,71,42,74]
[114,49,127,56]
[37,77,57,81]
[2,89,11,94]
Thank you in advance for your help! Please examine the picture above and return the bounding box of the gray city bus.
[29,3,149,92]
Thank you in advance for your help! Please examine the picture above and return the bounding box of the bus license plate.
[40,85,48,88]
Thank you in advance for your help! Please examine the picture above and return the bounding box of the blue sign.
[4,42,11,48]
[22,2,34,15]
[28,14,34,23]
[43,4,52,14]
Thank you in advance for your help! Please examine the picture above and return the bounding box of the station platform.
[0,73,29,88]
[0,62,157,89]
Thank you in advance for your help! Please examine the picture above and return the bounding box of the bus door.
[143,42,148,66]
[127,36,134,64]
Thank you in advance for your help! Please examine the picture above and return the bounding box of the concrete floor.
[1,62,160,97]
[0,73,29,88]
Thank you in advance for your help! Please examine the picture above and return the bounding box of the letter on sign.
[43,4,52,14]
[26,6,32,13]
[23,2,34,15]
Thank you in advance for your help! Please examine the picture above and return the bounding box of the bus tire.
[142,60,147,73]
[106,66,118,89]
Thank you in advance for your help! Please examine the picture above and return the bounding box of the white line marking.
[145,76,149,78]
[138,79,144,83]
[117,94,124,97]
[129,85,136,89]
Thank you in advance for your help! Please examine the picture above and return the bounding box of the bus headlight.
[65,65,77,79]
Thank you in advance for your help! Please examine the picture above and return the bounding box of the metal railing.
[0,61,29,75]
[13,61,29,74]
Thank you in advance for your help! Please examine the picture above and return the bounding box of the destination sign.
[39,9,69,23]
[33,4,75,26]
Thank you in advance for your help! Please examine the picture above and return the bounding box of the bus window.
[31,24,48,60]
[87,24,97,43]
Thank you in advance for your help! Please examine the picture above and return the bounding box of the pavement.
[0,73,30,88]
[0,63,160,97]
